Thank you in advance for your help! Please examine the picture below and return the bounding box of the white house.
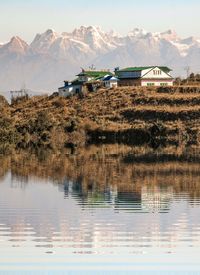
[58,80,83,97]
[102,75,119,88]
[116,66,174,87]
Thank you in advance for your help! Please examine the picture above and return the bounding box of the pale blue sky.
[1,0,200,43]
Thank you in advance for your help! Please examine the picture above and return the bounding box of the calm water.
[0,145,200,274]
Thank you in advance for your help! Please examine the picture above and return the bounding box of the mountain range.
[0,26,200,95]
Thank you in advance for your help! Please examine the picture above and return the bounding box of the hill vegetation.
[0,86,200,149]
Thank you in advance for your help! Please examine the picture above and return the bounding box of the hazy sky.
[1,0,200,43]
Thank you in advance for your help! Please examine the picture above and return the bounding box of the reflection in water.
[0,145,200,273]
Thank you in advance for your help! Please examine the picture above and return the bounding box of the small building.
[58,80,83,97]
[102,75,119,88]
[58,69,114,96]
[116,66,173,87]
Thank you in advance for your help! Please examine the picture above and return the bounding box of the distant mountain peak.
[78,25,101,31]
[181,36,197,45]
[10,36,20,42]
[3,36,29,54]
[0,26,200,93]
[160,29,178,41]
[72,25,104,38]
[128,28,148,38]
[10,36,26,45]
[30,29,59,52]
[45,29,56,35]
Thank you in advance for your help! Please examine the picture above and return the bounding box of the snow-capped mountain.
[0,36,29,55]
[0,26,200,94]
[30,29,60,53]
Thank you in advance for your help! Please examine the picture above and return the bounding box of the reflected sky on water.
[0,145,200,274]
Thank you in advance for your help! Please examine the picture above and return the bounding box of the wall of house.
[118,79,141,86]
[104,81,118,88]
[142,67,172,79]
[58,85,82,97]
[141,80,173,87]
[58,86,74,97]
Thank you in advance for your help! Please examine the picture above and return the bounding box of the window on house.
[147,83,155,86]
[153,70,161,75]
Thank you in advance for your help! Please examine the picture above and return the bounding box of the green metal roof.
[117,66,172,73]
[159,66,172,72]
[87,76,103,83]
[77,70,113,78]
[71,79,83,85]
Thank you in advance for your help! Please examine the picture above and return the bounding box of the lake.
[0,144,200,274]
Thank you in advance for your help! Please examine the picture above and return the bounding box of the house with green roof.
[77,69,113,83]
[58,69,114,97]
[115,66,173,87]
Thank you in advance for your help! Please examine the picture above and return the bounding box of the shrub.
[0,117,13,129]
[30,111,53,134]
[52,98,66,108]
[64,120,77,133]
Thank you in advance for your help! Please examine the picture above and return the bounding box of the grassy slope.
[1,86,200,146]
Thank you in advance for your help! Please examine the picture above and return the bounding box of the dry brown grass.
[1,85,200,146]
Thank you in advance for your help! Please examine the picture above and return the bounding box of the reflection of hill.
[1,144,200,255]
[123,152,200,163]
[1,144,200,202]
[0,157,10,180]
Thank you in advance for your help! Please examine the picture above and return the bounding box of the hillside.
[1,86,200,148]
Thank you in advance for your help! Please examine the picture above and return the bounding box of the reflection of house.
[116,66,173,87]
[115,191,141,211]
[141,186,173,212]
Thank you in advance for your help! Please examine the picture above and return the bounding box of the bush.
[29,111,53,134]
[64,120,77,133]
[0,117,13,129]
[52,98,66,108]
[0,129,20,143]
